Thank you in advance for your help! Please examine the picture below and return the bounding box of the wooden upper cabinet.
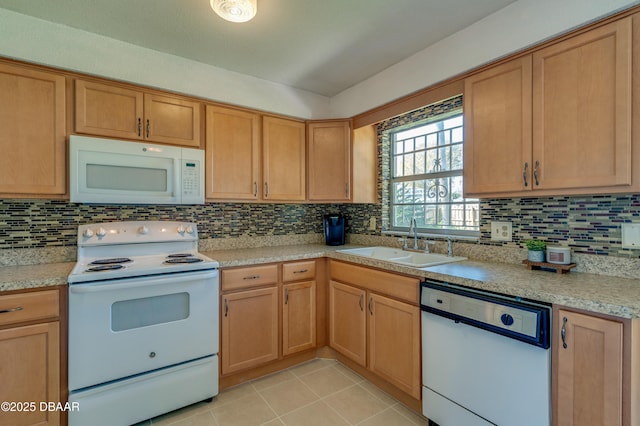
[75,79,201,147]
[464,56,532,195]
[532,17,632,191]
[0,63,66,196]
[75,80,143,140]
[465,17,634,198]
[205,105,260,200]
[262,116,306,201]
[307,121,351,201]
[352,125,378,204]
[144,94,201,147]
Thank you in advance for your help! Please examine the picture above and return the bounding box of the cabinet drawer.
[0,289,59,327]
[330,260,419,304]
[222,264,278,291]
[282,260,316,282]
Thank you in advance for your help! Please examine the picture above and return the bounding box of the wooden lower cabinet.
[0,289,61,426]
[368,293,421,399]
[329,280,366,366]
[555,308,624,426]
[328,262,422,400]
[221,286,279,375]
[220,261,319,378]
[283,280,316,356]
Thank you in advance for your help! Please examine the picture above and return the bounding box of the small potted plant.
[525,240,546,262]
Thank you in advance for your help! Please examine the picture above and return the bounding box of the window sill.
[381,230,479,242]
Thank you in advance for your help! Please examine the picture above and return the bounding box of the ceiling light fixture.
[210,0,257,23]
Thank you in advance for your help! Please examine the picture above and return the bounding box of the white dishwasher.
[420,280,551,426]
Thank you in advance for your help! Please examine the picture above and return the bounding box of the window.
[389,109,479,236]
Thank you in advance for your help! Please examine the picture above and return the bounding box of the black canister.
[323,214,346,246]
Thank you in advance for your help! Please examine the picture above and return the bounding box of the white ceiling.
[0,0,517,97]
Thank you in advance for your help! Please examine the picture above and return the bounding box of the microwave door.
[72,150,180,204]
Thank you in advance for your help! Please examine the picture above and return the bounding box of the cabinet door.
[0,64,66,196]
[0,322,60,426]
[368,293,421,399]
[144,94,201,147]
[329,280,366,367]
[283,281,316,356]
[307,121,351,201]
[556,309,623,426]
[532,18,632,190]
[262,116,306,201]
[75,79,143,140]
[205,105,260,200]
[221,287,278,375]
[463,56,532,195]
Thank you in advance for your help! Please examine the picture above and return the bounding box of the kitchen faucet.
[409,217,419,250]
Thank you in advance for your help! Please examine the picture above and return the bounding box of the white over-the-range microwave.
[69,135,205,205]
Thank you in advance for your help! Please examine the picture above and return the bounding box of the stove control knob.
[82,228,94,238]
[138,225,149,235]
[186,226,195,235]
[177,225,185,234]
[96,227,107,238]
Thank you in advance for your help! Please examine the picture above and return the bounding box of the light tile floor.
[137,358,430,426]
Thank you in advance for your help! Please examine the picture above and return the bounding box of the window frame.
[387,108,479,238]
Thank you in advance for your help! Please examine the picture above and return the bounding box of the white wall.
[0,8,331,119]
[1,0,638,120]
[330,0,640,118]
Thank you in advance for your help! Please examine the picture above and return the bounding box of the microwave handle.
[69,269,218,293]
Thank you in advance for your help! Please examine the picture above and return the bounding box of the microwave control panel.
[180,147,204,204]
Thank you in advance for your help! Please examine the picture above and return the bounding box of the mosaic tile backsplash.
[2,195,640,259]
[480,195,640,257]
[0,200,378,249]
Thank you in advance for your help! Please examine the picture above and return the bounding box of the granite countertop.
[205,244,640,319]
[2,244,639,320]
[0,262,74,292]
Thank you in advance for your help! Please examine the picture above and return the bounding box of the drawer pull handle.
[146,119,151,138]
[284,288,289,305]
[533,160,540,186]
[523,162,529,187]
[293,269,308,274]
[224,299,229,317]
[358,294,364,311]
[243,275,260,280]
[368,297,373,315]
[561,316,568,349]
[0,306,23,314]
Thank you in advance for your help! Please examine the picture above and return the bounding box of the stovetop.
[68,221,218,284]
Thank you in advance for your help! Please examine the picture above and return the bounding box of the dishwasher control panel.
[421,280,551,348]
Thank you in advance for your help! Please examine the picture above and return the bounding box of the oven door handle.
[69,269,218,293]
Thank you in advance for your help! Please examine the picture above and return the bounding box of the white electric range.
[67,221,219,426]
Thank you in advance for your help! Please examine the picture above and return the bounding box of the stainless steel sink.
[336,246,466,268]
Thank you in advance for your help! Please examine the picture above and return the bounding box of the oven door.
[68,269,219,392]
